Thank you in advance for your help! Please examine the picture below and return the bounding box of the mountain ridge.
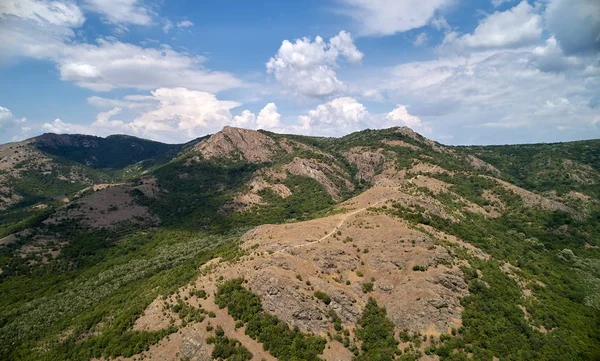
[0,126,599,361]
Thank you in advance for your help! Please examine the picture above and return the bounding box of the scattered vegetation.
[215,278,326,361]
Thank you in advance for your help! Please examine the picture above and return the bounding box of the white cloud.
[385,105,431,133]
[0,106,26,127]
[43,88,243,143]
[130,88,240,138]
[297,97,370,135]
[413,32,429,47]
[54,39,243,92]
[0,106,15,125]
[0,0,84,27]
[177,20,193,28]
[266,31,363,98]
[42,118,75,133]
[1,29,243,92]
[81,0,152,26]
[60,63,102,80]
[375,49,600,143]
[256,103,281,129]
[231,103,282,131]
[39,92,439,142]
[545,0,600,55]
[231,110,256,128]
[0,106,30,142]
[0,1,243,93]
[338,0,452,36]
[443,1,542,50]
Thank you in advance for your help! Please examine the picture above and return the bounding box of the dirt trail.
[280,199,385,253]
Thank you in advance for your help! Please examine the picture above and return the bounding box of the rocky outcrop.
[344,147,387,182]
[284,157,354,201]
[194,126,281,163]
[467,155,500,175]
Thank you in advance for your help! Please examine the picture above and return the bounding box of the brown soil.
[128,183,474,360]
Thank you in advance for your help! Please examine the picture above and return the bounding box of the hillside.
[0,127,598,361]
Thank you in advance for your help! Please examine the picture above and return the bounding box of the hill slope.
[0,127,598,361]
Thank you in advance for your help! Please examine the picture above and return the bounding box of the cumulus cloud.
[338,0,452,36]
[81,0,153,26]
[231,103,282,131]
[266,31,363,98]
[129,88,241,139]
[42,89,287,142]
[442,1,542,50]
[385,105,431,133]
[296,97,370,135]
[43,88,242,142]
[39,87,439,143]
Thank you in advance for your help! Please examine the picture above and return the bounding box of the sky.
[0,0,599,145]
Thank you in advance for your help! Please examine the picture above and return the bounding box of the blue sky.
[0,0,599,145]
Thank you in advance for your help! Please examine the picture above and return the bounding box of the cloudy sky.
[0,0,598,145]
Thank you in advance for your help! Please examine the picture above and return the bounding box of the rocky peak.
[194,126,281,163]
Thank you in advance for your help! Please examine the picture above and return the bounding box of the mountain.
[0,127,598,361]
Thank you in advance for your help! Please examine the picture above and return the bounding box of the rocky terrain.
[0,126,599,361]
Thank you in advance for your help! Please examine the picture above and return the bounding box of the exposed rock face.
[249,270,330,332]
[179,334,212,361]
[381,139,421,150]
[194,126,280,163]
[467,155,500,175]
[284,157,354,201]
[344,147,387,182]
[494,178,580,217]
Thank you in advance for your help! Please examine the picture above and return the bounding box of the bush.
[314,290,332,305]
[361,282,374,293]
[207,333,253,361]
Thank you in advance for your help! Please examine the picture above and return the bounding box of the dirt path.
[281,199,385,253]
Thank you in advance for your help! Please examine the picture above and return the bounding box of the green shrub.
[354,298,398,361]
[361,282,374,293]
[314,290,332,305]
